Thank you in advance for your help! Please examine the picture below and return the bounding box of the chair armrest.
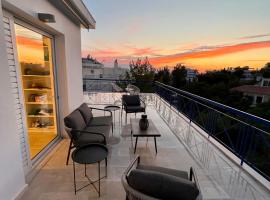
[87,104,112,116]
[72,129,107,144]
[124,156,140,179]
[87,124,111,127]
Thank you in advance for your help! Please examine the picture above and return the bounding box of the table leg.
[134,137,138,154]
[154,137,157,154]
[105,158,108,177]
[73,161,76,195]
[113,110,115,127]
[119,109,121,126]
[84,164,86,176]
[98,161,100,197]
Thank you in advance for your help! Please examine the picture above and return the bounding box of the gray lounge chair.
[64,103,112,165]
[122,156,202,200]
[122,95,146,123]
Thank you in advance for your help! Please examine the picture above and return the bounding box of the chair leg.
[125,112,127,124]
[66,140,72,165]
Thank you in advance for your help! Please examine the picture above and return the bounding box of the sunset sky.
[82,0,270,72]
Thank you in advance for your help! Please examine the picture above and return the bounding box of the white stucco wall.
[0,0,90,198]
[0,1,26,199]
[4,0,85,134]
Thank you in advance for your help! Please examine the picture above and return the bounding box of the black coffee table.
[71,144,108,196]
[130,118,161,154]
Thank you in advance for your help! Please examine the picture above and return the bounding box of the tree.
[171,64,187,88]
[126,57,155,92]
[247,101,270,122]
[155,67,171,84]
[260,62,270,78]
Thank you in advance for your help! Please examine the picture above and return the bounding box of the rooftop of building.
[231,85,270,95]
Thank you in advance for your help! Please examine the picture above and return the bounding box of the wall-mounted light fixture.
[38,13,56,23]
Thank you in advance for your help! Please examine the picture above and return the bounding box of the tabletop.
[130,118,161,137]
[104,105,121,111]
[72,144,108,164]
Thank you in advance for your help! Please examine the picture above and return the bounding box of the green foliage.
[126,57,155,92]
[260,62,270,78]
[171,64,187,88]
[155,67,171,84]
[247,101,270,121]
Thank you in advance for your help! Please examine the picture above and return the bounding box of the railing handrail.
[83,78,151,82]
[155,81,270,128]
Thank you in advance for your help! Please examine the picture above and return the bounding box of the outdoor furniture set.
[64,94,201,199]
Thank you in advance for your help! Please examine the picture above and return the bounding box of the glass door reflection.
[15,24,58,159]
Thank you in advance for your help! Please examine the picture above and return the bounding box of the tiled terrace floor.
[20,104,270,200]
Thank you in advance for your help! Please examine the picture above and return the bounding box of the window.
[256,96,263,104]
[91,69,94,74]
[263,80,270,87]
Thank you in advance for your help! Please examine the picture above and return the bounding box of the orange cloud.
[82,49,122,59]
[150,40,270,66]
[132,47,161,56]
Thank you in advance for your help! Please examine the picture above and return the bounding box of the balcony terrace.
[20,80,270,200]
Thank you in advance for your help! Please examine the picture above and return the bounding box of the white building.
[240,68,254,81]
[231,78,270,105]
[83,58,128,79]
[0,0,95,199]
[261,77,270,87]
[102,59,129,79]
[82,55,104,78]
[185,68,197,82]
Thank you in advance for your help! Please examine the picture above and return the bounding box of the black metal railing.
[155,81,270,181]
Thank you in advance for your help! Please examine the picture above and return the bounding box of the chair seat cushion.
[64,110,86,130]
[78,103,93,124]
[74,132,105,146]
[88,116,112,126]
[84,126,110,140]
[137,164,189,180]
[127,169,199,200]
[125,106,145,113]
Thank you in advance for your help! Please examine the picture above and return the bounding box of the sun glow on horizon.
[81,0,270,72]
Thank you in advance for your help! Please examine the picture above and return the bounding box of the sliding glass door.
[15,24,58,159]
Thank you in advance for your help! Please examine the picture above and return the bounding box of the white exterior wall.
[0,0,90,198]
[0,1,26,199]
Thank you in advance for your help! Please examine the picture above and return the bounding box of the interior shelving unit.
[15,27,58,159]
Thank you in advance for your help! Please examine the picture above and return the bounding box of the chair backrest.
[121,156,159,200]
[77,103,93,124]
[64,109,87,142]
[64,109,86,130]
[122,95,141,106]
[122,156,202,200]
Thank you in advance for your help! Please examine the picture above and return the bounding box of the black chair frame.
[65,128,107,165]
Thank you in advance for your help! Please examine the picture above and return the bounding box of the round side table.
[71,144,108,197]
[104,105,121,128]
